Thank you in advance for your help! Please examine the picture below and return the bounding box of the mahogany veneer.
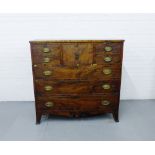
[30,40,124,124]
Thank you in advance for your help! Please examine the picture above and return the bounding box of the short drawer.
[94,42,123,53]
[34,80,120,95]
[36,94,119,111]
[94,53,122,65]
[32,64,122,80]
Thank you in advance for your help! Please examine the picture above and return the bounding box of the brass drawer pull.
[104,56,112,62]
[104,46,112,52]
[101,100,110,106]
[33,64,37,67]
[43,57,50,63]
[43,70,52,76]
[91,63,97,67]
[103,68,112,75]
[44,85,53,91]
[76,64,80,67]
[43,47,50,53]
[45,101,54,108]
[102,84,111,90]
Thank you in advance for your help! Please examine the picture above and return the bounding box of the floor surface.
[0,100,155,141]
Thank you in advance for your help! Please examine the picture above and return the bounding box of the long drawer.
[36,94,119,111]
[32,50,122,66]
[35,80,120,95]
[32,64,122,80]
[34,80,120,96]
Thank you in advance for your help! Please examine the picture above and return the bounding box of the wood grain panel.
[62,43,93,66]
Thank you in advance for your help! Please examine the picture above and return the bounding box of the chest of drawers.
[30,40,124,124]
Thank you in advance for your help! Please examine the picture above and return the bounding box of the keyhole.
[75,52,80,60]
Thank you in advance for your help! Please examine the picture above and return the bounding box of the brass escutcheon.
[101,100,110,106]
[103,68,112,75]
[104,56,112,62]
[102,84,111,90]
[33,64,37,67]
[43,47,50,53]
[91,63,97,67]
[44,85,53,91]
[43,70,52,76]
[43,57,50,63]
[45,101,54,108]
[104,46,112,52]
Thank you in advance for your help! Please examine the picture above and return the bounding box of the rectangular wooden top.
[30,40,125,43]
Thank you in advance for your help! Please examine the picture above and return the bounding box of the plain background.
[0,14,155,101]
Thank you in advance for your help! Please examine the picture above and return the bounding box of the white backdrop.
[0,13,155,101]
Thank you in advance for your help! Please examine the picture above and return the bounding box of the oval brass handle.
[102,84,111,90]
[91,63,97,67]
[44,85,53,91]
[101,100,110,106]
[43,57,50,63]
[33,64,37,67]
[45,101,54,108]
[43,47,50,53]
[104,46,112,52]
[103,68,112,75]
[43,70,52,76]
[104,56,112,62]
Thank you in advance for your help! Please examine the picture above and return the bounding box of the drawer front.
[31,43,61,66]
[94,42,123,53]
[36,94,119,111]
[32,64,122,80]
[95,53,122,65]
[34,80,120,95]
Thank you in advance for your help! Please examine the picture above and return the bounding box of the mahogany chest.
[30,40,124,124]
